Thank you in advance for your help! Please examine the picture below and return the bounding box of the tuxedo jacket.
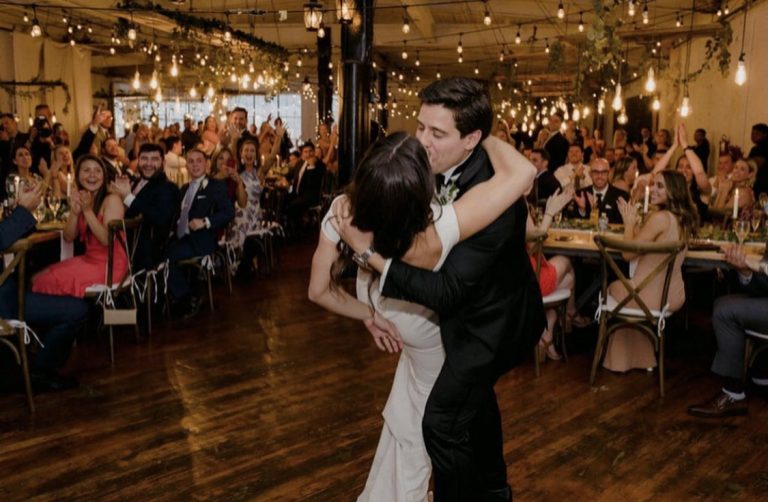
[291,159,326,206]
[381,147,546,380]
[544,131,570,174]
[125,172,180,271]
[527,170,562,206]
[567,185,629,224]
[0,206,35,251]
[176,177,235,256]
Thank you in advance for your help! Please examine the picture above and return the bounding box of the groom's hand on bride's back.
[364,313,403,354]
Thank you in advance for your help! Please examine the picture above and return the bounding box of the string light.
[109,47,116,55]
[318,23,326,38]
[149,70,158,90]
[617,108,628,125]
[680,93,691,117]
[642,1,649,24]
[483,1,492,25]
[499,47,505,62]
[652,95,661,111]
[545,38,550,54]
[724,2,730,15]
[458,54,463,63]
[154,87,163,103]
[734,1,750,86]
[297,55,303,67]
[474,65,480,75]
[207,84,215,98]
[436,71,441,79]
[644,67,656,93]
[23,12,29,23]
[612,83,623,111]
[557,2,565,19]
[457,34,463,54]
[415,51,420,66]
[675,12,682,28]
[189,86,197,98]
[170,57,179,77]
[132,70,141,90]
[628,0,636,17]
[515,26,521,45]
[402,8,410,34]
[578,12,584,33]
[30,7,42,38]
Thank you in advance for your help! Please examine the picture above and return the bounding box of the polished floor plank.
[1,239,767,501]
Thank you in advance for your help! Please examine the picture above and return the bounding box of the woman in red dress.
[32,155,127,298]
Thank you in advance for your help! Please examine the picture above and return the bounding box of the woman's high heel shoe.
[538,337,562,362]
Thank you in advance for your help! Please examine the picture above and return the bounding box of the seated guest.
[711,159,755,217]
[604,147,616,167]
[111,143,179,271]
[651,124,711,222]
[285,141,326,229]
[49,145,74,199]
[5,145,46,199]
[688,244,768,417]
[32,155,126,297]
[211,147,247,209]
[709,151,735,202]
[526,187,587,360]
[614,146,627,164]
[100,137,128,178]
[110,143,180,272]
[163,136,188,187]
[748,123,768,198]
[72,105,113,161]
[611,157,638,195]
[567,158,628,224]
[166,149,235,316]
[602,171,696,372]
[554,143,591,190]
[0,113,30,198]
[0,182,86,392]
[527,148,561,206]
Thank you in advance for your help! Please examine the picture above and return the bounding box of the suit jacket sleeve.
[72,127,96,161]
[381,204,516,314]
[0,207,36,250]
[206,180,235,231]
[127,182,180,229]
[744,273,768,297]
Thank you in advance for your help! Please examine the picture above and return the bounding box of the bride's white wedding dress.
[321,200,459,502]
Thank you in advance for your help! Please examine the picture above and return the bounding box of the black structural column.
[338,0,373,187]
[317,27,333,125]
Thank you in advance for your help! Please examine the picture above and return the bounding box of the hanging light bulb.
[458,54,463,63]
[230,73,238,83]
[612,83,623,111]
[644,67,656,93]
[680,95,691,117]
[628,0,636,17]
[402,40,408,60]
[128,27,137,41]
[545,39,550,54]
[457,35,463,54]
[402,8,410,34]
[23,12,29,23]
[617,108,628,125]
[572,107,581,122]
[154,87,163,103]
[189,86,198,98]
[675,12,682,28]
[735,55,747,86]
[474,65,480,75]
[297,55,303,67]
[578,12,584,32]
[170,60,179,77]
[597,97,605,115]
[224,29,232,42]
[652,95,661,111]
[557,2,565,19]
[436,71,441,79]
[30,16,42,38]
[483,1,492,25]
[583,106,590,118]
[499,48,505,62]
[415,51,421,66]
[515,26,521,45]
[149,70,158,90]
[318,23,326,38]
[132,70,141,90]
[207,84,215,98]
[724,2,730,15]
[110,47,116,55]
[642,2,649,24]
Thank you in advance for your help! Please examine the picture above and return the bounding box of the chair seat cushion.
[746,329,768,340]
[543,288,571,304]
[604,294,672,319]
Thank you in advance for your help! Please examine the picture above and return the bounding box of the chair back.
[106,216,143,291]
[1,237,31,320]
[593,234,685,324]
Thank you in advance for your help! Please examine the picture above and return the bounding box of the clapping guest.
[526,187,587,360]
[554,143,591,190]
[5,145,46,199]
[166,149,235,317]
[567,158,628,224]
[711,159,755,216]
[709,152,735,202]
[32,155,126,298]
[602,170,697,372]
[687,244,768,418]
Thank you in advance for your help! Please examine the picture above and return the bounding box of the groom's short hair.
[419,78,492,141]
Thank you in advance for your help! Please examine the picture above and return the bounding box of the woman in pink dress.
[32,155,127,298]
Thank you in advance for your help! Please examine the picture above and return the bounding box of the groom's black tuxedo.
[380,146,545,500]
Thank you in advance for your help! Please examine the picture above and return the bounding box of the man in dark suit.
[0,183,86,392]
[543,112,570,173]
[357,79,544,501]
[527,148,561,206]
[284,141,327,230]
[0,113,30,199]
[72,105,113,162]
[166,148,234,315]
[566,158,629,224]
[111,143,180,272]
[688,245,768,417]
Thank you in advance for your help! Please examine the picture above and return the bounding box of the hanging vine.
[674,19,733,85]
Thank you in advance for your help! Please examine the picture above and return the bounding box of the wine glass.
[751,207,762,233]
[46,194,61,221]
[553,211,563,227]
[733,220,750,249]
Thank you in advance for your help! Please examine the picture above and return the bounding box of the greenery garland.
[675,19,733,85]
[0,80,72,114]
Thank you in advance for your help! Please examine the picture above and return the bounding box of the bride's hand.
[333,199,373,254]
[363,312,403,353]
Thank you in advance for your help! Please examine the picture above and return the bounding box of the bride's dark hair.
[330,131,435,286]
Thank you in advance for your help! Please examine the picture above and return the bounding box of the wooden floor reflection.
[1,239,767,501]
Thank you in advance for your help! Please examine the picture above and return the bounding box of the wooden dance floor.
[1,239,767,501]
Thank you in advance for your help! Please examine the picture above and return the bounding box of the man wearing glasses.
[567,158,628,224]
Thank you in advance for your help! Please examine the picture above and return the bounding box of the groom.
[371,78,544,500]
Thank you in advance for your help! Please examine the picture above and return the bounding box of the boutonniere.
[436,180,459,205]
[200,177,209,190]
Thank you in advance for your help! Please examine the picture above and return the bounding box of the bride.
[308,132,535,501]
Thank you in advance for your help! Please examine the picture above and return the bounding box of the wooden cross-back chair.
[528,233,572,377]
[84,216,143,363]
[589,234,686,397]
[0,238,35,412]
